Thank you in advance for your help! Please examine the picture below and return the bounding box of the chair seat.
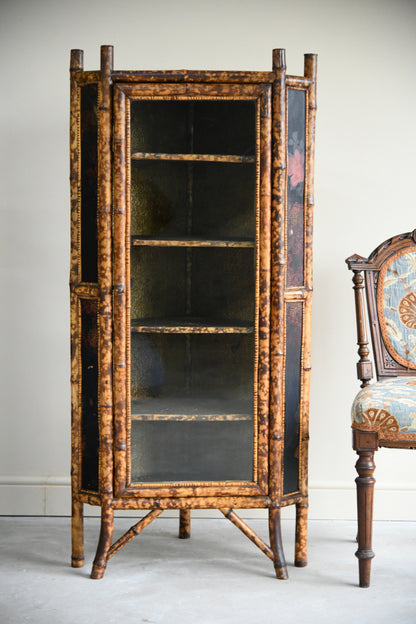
[352,376,416,433]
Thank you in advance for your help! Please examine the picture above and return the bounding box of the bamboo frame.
[70,46,317,580]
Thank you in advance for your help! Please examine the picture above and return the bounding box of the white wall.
[1,0,416,520]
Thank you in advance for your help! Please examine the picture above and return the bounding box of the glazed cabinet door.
[113,82,271,496]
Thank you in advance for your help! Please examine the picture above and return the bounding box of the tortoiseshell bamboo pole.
[294,52,317,569]
[257,84,272,491]
[70,48,84,569]
[107,509,164,559]
[179,509,191,539]
[113,84,128,496]
[220,509,274,561]
[269,47,288,580]
[91,45,114,580]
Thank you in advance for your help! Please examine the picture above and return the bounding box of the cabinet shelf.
[131,152,255,164]
[131,396,252,421]
[131,236,254,248]
[131,317,254,334]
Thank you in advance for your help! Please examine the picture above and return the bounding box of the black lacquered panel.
[286,89,306,288]
[283,301,303,494]
[80,83,98,283]
[80,298,99,492]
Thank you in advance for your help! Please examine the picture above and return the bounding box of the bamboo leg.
[269,507,288,579]
[295,501,308,567]
[179,509,191,539]
[71,498,84,568]
[355,449,376,588]
[91,503,114,579]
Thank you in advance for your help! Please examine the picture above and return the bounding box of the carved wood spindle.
[352,270,373,387]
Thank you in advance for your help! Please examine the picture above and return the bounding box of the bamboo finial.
[100,45,114,75]
[304,54,317,82]
[272,49,286,72]
[70,49,83,71]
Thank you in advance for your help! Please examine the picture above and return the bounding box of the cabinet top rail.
[113,70,277,84]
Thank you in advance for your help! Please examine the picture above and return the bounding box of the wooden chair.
[346,230,416,587]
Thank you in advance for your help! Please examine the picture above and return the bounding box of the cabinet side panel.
[286,89,306,288]
[283,301,303,494]
[80,298,99,492]
[80,83,99,283]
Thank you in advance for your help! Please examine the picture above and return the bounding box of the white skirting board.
[1,477,416,520]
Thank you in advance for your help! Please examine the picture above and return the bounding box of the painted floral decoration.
[398,291,416,329]
[288,148,305,188]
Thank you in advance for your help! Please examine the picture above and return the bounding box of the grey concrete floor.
[0,516,415,624]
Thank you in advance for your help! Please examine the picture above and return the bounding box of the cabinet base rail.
[73,505,308,580]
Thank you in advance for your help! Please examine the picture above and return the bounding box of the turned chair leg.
[179,509,191,539]
[91,502,114,579]
[71,498,84,568]
[355,449,376,588]
[295,501,308,567]
[269,507,288,579]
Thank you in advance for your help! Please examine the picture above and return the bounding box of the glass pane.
[130,246,254,323]
[130,161,255,239]
[129,97,257,484]
[130,100,255,155]
[130,333,254,482]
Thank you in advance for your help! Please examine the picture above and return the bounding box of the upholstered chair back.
[378,250,416,370]
[347,231,416,383]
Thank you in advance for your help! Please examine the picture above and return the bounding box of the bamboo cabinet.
[70,46,317,579]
